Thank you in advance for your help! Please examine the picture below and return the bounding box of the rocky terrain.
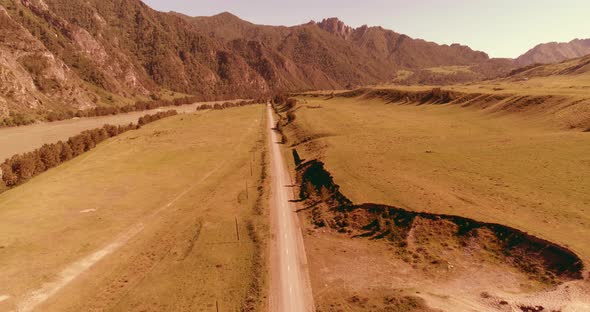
[3,0,589,125]
[516,38,590,66]
[0,0,517,123]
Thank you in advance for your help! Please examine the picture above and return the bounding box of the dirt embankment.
[296,88,590,130]
[274,100,585,286]
[295,158,584,284]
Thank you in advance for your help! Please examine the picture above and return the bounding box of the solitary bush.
[286,98,297,109]
[286,111,296,123]
[59,141,73,162]
[0,162,18,187]
[103,124,119,137]
[292,149,302,166]
[273,94,287,105]
[38,144,60,169]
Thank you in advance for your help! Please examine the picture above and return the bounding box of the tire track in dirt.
[78,111,262,311]
[17,165,220,312]
[17,223,146,312]
[17,109,252,312]
[80,219,199,312]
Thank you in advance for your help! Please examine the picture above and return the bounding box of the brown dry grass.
[288,95,590,265]
[281,91,590,311]
[0,100,248,162]
[0,105,269,311]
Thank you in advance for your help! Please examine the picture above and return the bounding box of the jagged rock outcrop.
[317,17,353,40]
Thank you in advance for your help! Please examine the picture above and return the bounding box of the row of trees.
[44,97,268,123]
[44,96,200,122]
[0,112,37,127]
[3,96,269,129]
[138,110,177,126]
[196,99,265,111]
[0,110,178,192]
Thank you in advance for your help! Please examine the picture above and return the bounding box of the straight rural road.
[267,104,315,312]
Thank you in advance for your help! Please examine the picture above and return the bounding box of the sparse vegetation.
[0,112,36,127]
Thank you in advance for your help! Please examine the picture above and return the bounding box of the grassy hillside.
[367,59,590,130]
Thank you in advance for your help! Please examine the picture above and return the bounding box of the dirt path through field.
[267,105,315,312]
[16,161,226,312]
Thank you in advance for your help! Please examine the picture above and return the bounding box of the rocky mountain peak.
[317,17,353,39]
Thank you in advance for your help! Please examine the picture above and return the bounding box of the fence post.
[235,216,240,241]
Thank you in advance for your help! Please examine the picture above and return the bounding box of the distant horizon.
[142,0,590,58]
[176,10,589,59]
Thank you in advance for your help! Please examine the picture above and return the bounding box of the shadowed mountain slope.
[1,0,514,122]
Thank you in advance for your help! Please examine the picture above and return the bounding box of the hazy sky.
[142,0,590,58]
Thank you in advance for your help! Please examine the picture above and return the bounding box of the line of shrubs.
[50,97,269,121]
[195,99,266,111]
[0,112,37,127]
[0,110,178,193]
[45,96,201,122]
[137,110,178,126]
[1,96,269,128]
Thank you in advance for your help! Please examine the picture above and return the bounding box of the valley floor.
[0,105,268,311]
[282,94,590,311]
[291,95,590,263]
[0,100,239,162]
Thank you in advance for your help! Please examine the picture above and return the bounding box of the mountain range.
[516,38,590,66]
[0,0,588,121]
